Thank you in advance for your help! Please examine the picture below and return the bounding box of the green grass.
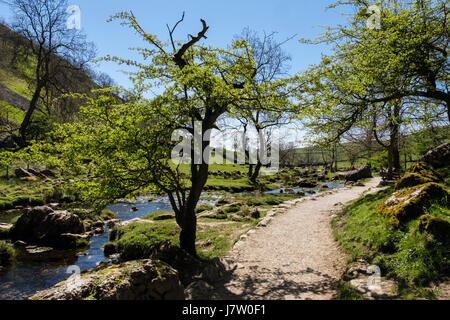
[0,100,25,124]
[0,177,53,211]
[333,185,450,298]
[0,68,33,100]
[196,219,254,259]
[113,221,181,261]
[336,281,365,300]
[142,210,175,221]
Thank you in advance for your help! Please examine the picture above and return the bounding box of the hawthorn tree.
[45,12,292,255]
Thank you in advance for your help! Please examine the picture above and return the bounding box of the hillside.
[0,23,98,136]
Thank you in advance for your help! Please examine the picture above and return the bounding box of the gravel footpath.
[213,177,383,300]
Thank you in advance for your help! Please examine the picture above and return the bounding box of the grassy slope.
[332,167,450,299]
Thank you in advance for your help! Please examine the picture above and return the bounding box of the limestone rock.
[419,142,450,169]
[377,183,449,226]
[417,214,450,243]
[338,165,372,182]
[10,206,85,249]
[29,259,185,300]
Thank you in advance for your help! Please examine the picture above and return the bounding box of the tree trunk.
[177,134,210,256]
[390,102,401,171]
[247,164,254,178]
[19,83,43,140]
[250,161,262,183]
[179,203,197,256]
[387,143,394,180]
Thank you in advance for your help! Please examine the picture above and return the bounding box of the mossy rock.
[103,241,118,256]
[0,241,15,267]
[417,214,450,243]
[100,210,116,220]
[76,238,90,248]
[394,172,435,190]
[377,183,450,227]
[113,221,180,261]
[408,162,441,182]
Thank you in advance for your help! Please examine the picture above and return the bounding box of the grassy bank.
[332,185,450,299]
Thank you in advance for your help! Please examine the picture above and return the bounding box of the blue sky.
[0,0,350,88]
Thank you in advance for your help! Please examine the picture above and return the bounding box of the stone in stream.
[29,259,185,300]
[9,206,85,249]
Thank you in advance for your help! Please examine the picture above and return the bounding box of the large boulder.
[10,206,85,249]
[29,259,185,300]
[377,183,449,226]
[394,160,441,190]
[338,165,372,182]
[419,142,450,169]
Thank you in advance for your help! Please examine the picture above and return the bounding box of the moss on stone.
[376,183,449,227]
[103,241,118,256]
[0,241,15,266]
[394,172,435,190]
[417,214,450,243]
[408,162,441,182]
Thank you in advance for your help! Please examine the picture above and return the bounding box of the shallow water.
[0,196,172,300]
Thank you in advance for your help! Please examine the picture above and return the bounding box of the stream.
[0,184,343,300]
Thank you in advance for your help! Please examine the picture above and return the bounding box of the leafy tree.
[43,12,290,255]
[297,0,448,178]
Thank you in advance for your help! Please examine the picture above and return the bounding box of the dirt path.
[213,177,383,300]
